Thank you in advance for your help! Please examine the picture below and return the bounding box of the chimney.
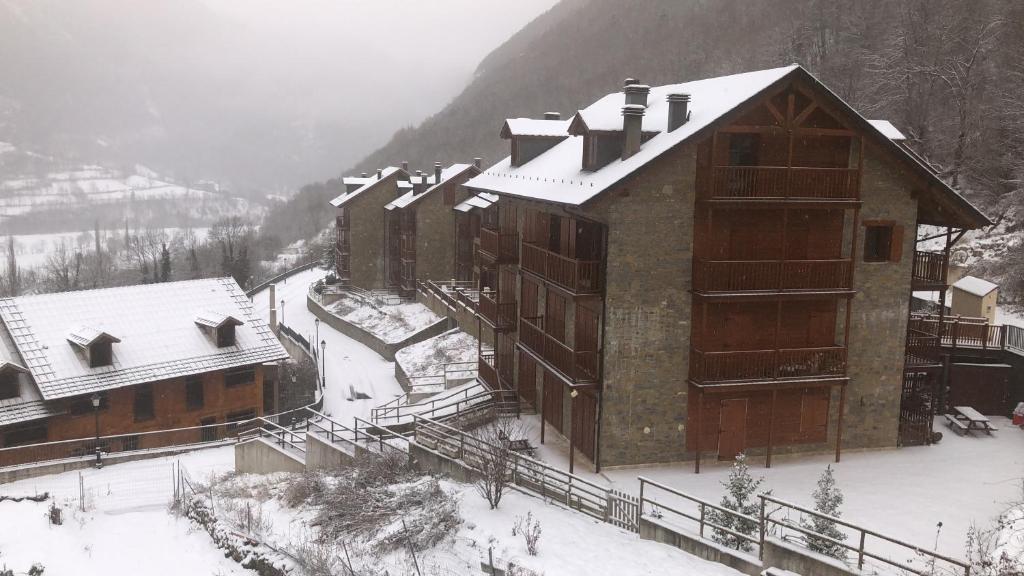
[434,162,443,185]
[360,172,368,178]
[377,168,383,180]
[623,77,638,88]
[667,93,691,132]
[402,161,409,172]
[473,157,482,169]
[624,83,650,107]
[621,104,645,160]
[268,284,277,333]
[544,112,561,120]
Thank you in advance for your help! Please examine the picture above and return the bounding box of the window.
[0,372,18,400]
[216,324,236,348]
[225,366,256,388]
[89,341,113,368]
[185,376,204,410]
[69,393,108,416]
[863,222,904,263]
[133,384,155,422]
[2,424,47,447]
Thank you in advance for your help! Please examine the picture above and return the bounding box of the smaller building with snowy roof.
[951,276,999,323]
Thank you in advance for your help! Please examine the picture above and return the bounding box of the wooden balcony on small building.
[703,166,860,204]
[519,318,600,384]
[479,290,517,331]
[521,242,601,295]
[478,228,519,264]
[689,346,847,384]
[693,259,853,295]
[911,251,948,291]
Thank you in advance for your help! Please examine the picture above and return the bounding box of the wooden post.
[568,391,575,474]
[766,388,777,468]
[695,388,703,474]
[835,384,846,463]
[540,374,546,445]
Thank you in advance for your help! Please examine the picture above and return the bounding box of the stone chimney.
[474,157,482,169]
[268,284,277,333]
[402,161,409,172]
[360,172,368,178]
[544,112,561,120]
[434,162,443,185]
[667,93,691,132]
[376,168,383,180]
[624,83,650,107]
[623,77,638,88]
[621,104,645,160]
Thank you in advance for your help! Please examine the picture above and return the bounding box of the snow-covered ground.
[328,293,443,344]
[251,268,407,421]
[395,328,479,378]
[7,227,210,270]
[0,447,246,576]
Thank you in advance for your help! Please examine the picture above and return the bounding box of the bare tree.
[472,417,526,510]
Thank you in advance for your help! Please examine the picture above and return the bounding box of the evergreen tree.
[188,245,200,279]
[159,242,171,282]
[233,245,251,288]
[710,453,768,552]
[801,465,847,560]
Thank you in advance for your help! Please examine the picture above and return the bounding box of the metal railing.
[760,494,971,576]
[639,477,761,554]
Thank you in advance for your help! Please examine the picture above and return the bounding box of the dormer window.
[0,373,18,400]
[67,326,120,368]
[195,311,244,348]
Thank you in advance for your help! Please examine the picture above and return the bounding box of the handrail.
[639,476,761,550]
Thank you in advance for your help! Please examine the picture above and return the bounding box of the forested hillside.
[345,0,1024,300]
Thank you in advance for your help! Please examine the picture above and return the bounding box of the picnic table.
[944,406,999,436]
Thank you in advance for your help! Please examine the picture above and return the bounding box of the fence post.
[699,503,706,538]
[354,418,359,444]
[758,495,766,560]
[857,530,866,570]
[638,479,645,527]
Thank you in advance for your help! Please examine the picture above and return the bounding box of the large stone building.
[0,278,287,463]
[462,64,990,471]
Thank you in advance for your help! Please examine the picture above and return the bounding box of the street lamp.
[91,393,102,468]
[280,299,286,324]
[320,339,327,391]
[314,318,320,353]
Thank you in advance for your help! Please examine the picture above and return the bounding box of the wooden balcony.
[479,291,517,331]
[908,314,1009,352]
[689,346,847,383]
[693,259,853,294]
[479,228,519,264]
[905,334,941,367]
[519,318,599,383]
[479,351,498,389]
[706,166,859,202]
[911,251,948,291]
[521,242,601,294]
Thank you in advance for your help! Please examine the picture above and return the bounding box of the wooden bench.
[945,414,969,435]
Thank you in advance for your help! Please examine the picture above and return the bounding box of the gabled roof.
[454,192,499,213]
[501,118,571,138]
[66,325,121,349]
[330,166,406,207]
[868,120,906,141]
[385,164,479,211]
[194,311,244,329]
[465,65,990,230]
[952,276,998,297]
[0,277,287,400]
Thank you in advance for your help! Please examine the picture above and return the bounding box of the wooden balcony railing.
[479,291,517,331]
[708,166,859,201]
[908,314,1007,351]
[905,334,941,366]
[479,351,498,389]
[693,259,853,293]
[479,228,519,263]
[519,318,600,383]
[521,242,601,294]
[690,346,847,383]
[911,251,947,289]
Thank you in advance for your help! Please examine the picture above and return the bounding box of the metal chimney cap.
[543,112,561,120]
[623,77,639,87]
[622,104,647,116]
[624,84,651,94]
[667,93,692,102]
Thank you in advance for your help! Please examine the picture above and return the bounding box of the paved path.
[250,269,405,423]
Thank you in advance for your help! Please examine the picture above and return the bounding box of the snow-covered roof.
[66,325,121,348]
[0,324,60,426]
[330,166,404,207]
[194,310,244,329]
[454,192,499,213]
[467,65,799,205]
[952,276,998,297]
[868,119,906,141]
[342,176,373,187]
[386,164,478,211]
[0,278,287,400]
[465,65,991,229]
[502,118,571,138]
[385,190,417,211]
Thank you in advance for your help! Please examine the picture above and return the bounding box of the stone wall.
[639,516,762,576]
[234,438,305,474]
[586,144,698,467]
[413,185,456,282]
[843,148,919,450]
[347,173,404,290]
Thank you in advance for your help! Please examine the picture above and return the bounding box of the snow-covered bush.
[284,470,327,507]
[800,465,848,560]
[514,511,542,556]
[708,453,768,552]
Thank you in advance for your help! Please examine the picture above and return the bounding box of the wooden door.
[799,388,830,442]
[718,398,747,460]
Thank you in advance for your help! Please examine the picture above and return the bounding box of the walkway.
[250,268,406,424]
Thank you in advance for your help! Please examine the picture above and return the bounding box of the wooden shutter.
[889,224,904,263]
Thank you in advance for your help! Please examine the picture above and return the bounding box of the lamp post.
[314,318,320,355]
[280,299,286,325]
[320,339,327,391]
[91,393,102,468]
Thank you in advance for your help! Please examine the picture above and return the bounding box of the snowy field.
[0,447,246,576]
[251,268,407,421]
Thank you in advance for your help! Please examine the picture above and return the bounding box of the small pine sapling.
[709,453,768,552]
[801,465,847,560]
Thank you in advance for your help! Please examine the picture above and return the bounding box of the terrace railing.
[909,314,1008,351]
[521,242,601,294]
[479,290,517,330]
[708,166,859,201]
[639,477,762,555]
[911,251,947,289]
[693,259,853,293]
[519,318,600,383]
[690,346,847,383]
[478,228,519,263]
